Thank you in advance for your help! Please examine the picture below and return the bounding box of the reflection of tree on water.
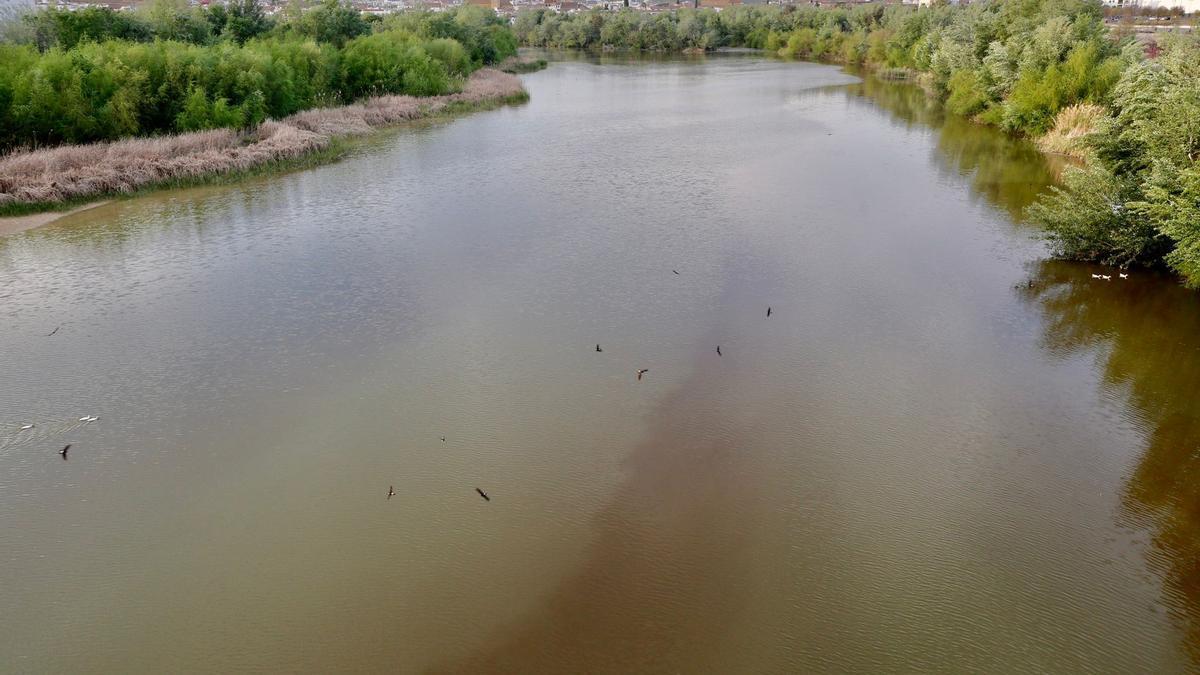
[846,74,1064,222]
[1023,259,1200,662]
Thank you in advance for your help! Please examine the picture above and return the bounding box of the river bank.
[0,200,110,237]
[4,57,1195,672]
[0,68,527,229]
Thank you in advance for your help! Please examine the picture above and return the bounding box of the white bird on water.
[19,424,33,431]
[1120,273,1129,279]
[79,416,98,423]
[1091,274,1102,279]
[1101,275,1112,281]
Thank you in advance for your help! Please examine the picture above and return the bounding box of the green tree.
[225,0,272,44]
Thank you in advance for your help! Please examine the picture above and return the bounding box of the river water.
[3,55,1199,673]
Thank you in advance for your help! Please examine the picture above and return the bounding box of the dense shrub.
[514,1,1126,137]
[380,6,517,66]
[0,8,514,150]
[339,32,454,99]
[1030,36,1200,284]
[280,0,370,48]
[18,7,154,51]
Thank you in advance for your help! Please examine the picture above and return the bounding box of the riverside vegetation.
[0,3,522,211]
[3,0,1199,287]
[515,1,1200,286]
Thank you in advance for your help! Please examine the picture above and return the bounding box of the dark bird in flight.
[596,344,602,352]
[475,487,490,501]
[59,444,71,459]
[636,369,649,381]
[46,326,60,337]
[717,345,722,356]
[767,306,773,317]
[387,486,395,500]
[673,270,680,275]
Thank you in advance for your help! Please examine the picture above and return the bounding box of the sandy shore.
[0,201,109,237]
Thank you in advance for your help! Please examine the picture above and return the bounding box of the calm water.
[3,55,1200,673]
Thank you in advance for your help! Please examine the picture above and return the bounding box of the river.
[2,54,1199,673]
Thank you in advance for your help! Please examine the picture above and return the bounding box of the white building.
[1102,0,1200,9]
[1145,0,1200,10]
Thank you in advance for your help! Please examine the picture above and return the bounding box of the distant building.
[1129,0,1200,9]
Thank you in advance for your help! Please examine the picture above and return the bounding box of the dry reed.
[0,69,525,208]
[1037,103,1106,158]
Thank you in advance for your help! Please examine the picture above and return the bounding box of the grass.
[499,55,549,74]
[0,69,528,218]
[1036,103,1107,158]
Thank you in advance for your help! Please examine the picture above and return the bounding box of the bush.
[284,0,370,48]
[0,14,495,150]
[424,37,472,77]
[176,87,245,131]
[1029,34,1200,284]
[946,68,990,117]
[1028,165,1166,267]
[338,32,454,99]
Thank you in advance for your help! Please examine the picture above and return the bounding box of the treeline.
[517,2,1200,286]
[514,6,785,53]
[0,3,516,149]
[516,1,1127,136]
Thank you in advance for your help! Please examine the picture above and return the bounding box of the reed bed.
[0,69,525,209]
[498,55,549,74]
[1037,103,1107,158]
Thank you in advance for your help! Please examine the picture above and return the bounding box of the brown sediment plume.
[437,373,756,674]
[0,69,525,211]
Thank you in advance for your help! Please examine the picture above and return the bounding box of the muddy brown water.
[2,55,1199,672]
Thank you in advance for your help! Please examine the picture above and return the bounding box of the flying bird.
[636,369,649,381]
[475,487,490,502]
[19,424,33,431]
[716,345,722,356]
[596,344,602,352]
[672,270,680,275]
[59,444,70,459]
[440,436,446,442]
[767,307,772,317]
[46,326,60,337]
[387,486,395,500]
